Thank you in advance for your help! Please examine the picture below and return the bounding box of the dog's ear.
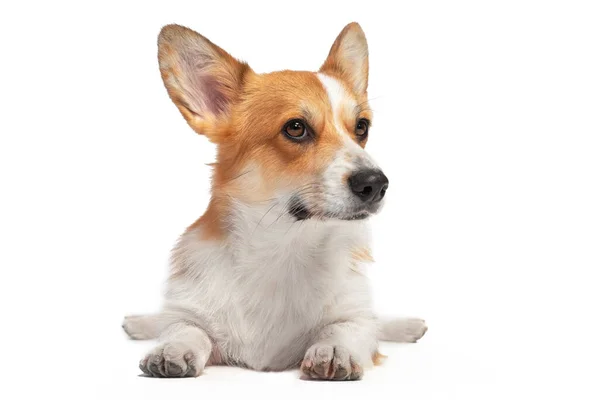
[320,22,369,95]
[158,24,251,140]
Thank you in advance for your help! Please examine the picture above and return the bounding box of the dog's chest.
[221,222,354,369]
[169,214,369,370]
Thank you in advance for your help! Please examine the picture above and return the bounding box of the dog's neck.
[224,198,369,265]
[228,198,330,245]
[170,194,371,288]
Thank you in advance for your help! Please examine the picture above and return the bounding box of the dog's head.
[158,23,387,223]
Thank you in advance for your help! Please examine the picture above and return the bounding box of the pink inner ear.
[180,50,230,117]
[199,74,229,115]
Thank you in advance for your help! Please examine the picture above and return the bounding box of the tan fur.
[352,247,375,263]
[372,351,387,366]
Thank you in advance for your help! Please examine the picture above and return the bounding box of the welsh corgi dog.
[123,22,427,380]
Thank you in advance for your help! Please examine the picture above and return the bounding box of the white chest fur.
[164,202,373,370]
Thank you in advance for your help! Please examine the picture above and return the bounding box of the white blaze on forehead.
[316,73,377,168]
[317,73,355,138]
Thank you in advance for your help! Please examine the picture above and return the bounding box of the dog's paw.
[301,344,363,381]
[139,342,202,378]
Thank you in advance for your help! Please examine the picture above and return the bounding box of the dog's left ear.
[320,22,369,94]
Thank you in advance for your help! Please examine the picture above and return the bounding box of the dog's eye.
[283,119,308,141]
[356,119,369,139]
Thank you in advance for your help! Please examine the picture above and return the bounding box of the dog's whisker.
[223,169,254,184]
[252,202,281,234]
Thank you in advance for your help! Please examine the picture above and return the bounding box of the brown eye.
[356,119,369,138]
[283,119,308,141]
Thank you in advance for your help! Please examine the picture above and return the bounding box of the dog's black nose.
[348,169,389,203]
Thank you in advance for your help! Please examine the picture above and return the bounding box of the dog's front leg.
[139,322,212,378]
[301,318,377,381]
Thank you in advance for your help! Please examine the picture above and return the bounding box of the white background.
[1,1,599,399]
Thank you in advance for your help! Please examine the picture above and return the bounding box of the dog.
[122,22,427,380]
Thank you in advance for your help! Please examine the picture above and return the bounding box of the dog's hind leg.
[377,317,428,343]
[122,313,171,340]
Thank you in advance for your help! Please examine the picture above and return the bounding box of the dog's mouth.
[289,200,374,222]
[290,203,312,220]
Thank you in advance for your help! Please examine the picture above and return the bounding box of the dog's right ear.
[158,25,251,140]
